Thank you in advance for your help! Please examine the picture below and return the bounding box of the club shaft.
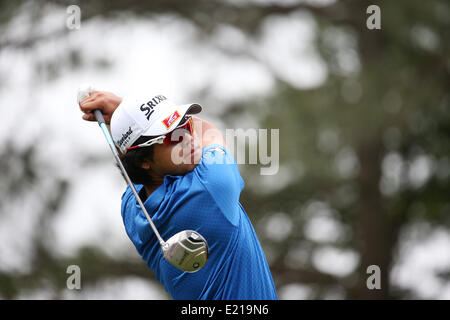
[94,110,166,247]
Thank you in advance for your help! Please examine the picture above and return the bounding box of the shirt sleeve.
[194,144,245,226]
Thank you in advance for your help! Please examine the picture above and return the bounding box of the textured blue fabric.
[121,144,278,300]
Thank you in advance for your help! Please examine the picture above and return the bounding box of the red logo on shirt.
[162,110,181,129]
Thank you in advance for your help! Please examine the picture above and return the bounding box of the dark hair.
[118,136,155,185]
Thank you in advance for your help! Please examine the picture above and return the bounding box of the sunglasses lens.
[163,117,194,146]
[163,131,184,146]
[187,117,194,134]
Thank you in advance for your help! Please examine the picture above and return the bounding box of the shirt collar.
[133,183,166,215]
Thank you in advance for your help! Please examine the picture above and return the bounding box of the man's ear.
[141,161,151,170]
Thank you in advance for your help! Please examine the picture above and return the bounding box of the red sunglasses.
[125,116,194,152]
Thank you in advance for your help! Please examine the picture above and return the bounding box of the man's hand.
[79,91,122,124]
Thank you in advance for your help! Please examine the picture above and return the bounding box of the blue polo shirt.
[121,144,277,300]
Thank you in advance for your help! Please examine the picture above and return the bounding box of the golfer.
[79,90,277,300]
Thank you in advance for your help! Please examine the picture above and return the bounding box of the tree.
[0,0,448,299]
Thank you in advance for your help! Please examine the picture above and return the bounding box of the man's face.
[145,129,202,178]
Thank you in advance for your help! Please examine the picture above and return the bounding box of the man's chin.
[186,163,199,173]
[173,163,198,176]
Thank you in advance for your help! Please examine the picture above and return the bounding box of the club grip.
[94,110,105,125]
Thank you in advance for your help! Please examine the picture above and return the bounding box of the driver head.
[162,230,209,272]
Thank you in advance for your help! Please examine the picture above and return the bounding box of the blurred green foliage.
[0,0,448,299]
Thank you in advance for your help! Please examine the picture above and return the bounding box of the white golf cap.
[111,94,202,154]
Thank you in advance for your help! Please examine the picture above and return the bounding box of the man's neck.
[144,182,163,200]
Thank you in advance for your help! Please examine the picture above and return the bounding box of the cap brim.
[140,102,202,137]
[185,103,202,115]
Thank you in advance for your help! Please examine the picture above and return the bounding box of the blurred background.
[0,0,449,299]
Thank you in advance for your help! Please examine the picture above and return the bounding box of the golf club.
[78,87,208,273]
